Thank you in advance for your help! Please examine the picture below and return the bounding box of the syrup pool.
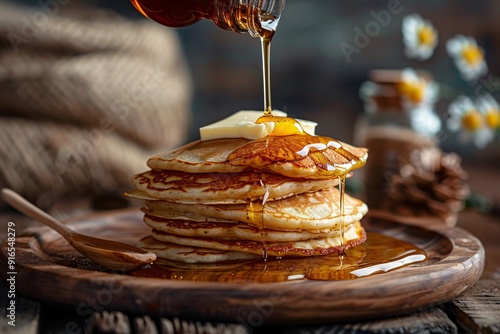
[131,232,427,283]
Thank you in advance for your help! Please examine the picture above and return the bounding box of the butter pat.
[200,110,317,141]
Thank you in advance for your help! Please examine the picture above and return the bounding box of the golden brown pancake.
[127,170,339,204]
[137,237,259,263]
[151,222,366,257]
[142,214,356,242]
[146,137,368,179]
[144,187,368,230]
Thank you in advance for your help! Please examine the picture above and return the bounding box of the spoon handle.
[2,188,73,244]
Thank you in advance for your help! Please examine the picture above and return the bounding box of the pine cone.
[385,147,470,226]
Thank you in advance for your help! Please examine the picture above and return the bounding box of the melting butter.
[199,110,317,141]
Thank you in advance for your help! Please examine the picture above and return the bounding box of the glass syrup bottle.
[130,0,285,38]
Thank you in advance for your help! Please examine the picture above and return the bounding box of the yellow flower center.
[398,80,426,104]
[418,26,435,47]
[461,110,483,132]
[462,44,484,67]
[486,109,500,129]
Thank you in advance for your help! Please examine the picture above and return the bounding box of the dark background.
[11,0,500,165]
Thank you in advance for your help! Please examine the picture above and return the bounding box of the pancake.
[142,214,355,242]
[144,187,368,230]
[147,139,249,173]
[147,137,368,179]
[137,237,259,263]
[151,221,366,257]
[127,170,339,204]
[142,207,236,223]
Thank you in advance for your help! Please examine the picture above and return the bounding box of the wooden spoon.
[2,188,156,272]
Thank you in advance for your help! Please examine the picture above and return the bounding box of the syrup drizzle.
[253,179,270,260]
[256,7,277,116]
[261,36,273,116]
[260,181,270,260]
[246,175,270,260]
[227,117,367,262]
[338,175,346,259]
[254,5,356,267]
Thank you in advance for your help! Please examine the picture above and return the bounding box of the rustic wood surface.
[444,278,500,333]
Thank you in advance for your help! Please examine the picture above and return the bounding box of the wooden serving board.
[0,209,484,325]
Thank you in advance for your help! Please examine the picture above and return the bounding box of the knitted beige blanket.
[0,3,192,208]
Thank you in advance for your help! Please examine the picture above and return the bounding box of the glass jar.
[130,0,286,37]
[354,69,441,209]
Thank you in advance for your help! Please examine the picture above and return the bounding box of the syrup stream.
[258,32,273,260]
[261,36,273,116]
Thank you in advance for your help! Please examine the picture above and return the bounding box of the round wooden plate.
[0,209,484,325]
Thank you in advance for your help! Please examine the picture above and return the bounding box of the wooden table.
[1,164,499,333]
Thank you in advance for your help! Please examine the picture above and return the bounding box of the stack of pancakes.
[127,133,369,263]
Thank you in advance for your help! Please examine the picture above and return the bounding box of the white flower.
[410,105,442,138]
[447,35,488,81]
[447,96,494,148]
[477,93,500,131]
[402,14,438,61]
[398,68,439,106]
